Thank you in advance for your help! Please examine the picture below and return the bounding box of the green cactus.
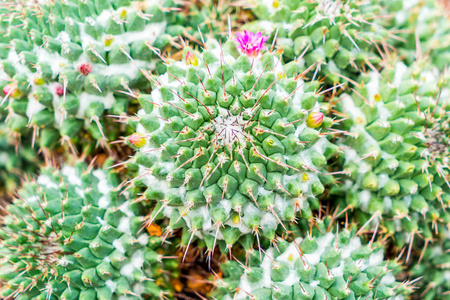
[0,0,177,153]
[126,35,339,255]
[166,0,247,43]
[0,124,39,195]
[0,161,177,299]
[410,229,450,300]
[330,58,450,255]
[213,216,412,299]
[379,0,450,70]
[244,0,390,84]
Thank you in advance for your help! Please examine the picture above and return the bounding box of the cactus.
[213,216,412,299]
[127,34,339,256]
[244,0,390,84]
[410,229,450,300]
[379,0,450,70]
[0,161,177,299]
[0,0,177,154]
[0,124,39,195]
[166,0,248,43]
[330,59,450,257]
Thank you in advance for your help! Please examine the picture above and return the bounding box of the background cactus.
[330,59,450,258]
[379,0,450,70]
[0,0,449,299]
[243,0,390,84]
[410,228,450,300]
[166,0,250,43]
[0,124,39,197]
[213,216,412,300]
[0,0,178,155]
[0,161,177,299]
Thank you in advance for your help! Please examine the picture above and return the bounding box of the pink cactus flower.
[306,112,324,128]
[235,31,269,57]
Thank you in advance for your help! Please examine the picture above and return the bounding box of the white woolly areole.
[61,166,82,186]
[105,280,117,293]
[26,94,45,119]
[131,250,144,270]
[304,232,335,265]
[213,113,247,146]
[37,175,58,189]
[96,217,107,226]
[112,239,125,254]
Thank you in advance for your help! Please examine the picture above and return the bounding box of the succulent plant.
[243,0,390,84]
[0,161,177,299]
[0,0,178,154]
[330,59,450,257]
[0,124,39,196]
[126,34,339,256]
[410,228,450,300]
[166,0,249,44]
[213,216,412,299]
[379,0,450,70]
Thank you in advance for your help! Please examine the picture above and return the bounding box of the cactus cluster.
[129,37,339,254]
[0,161,177,299]
[214,217,410,300]
[166,0,247,43]
[0,0,449,299]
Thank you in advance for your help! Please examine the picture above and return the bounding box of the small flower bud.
[78,63,92,76]
[55,84,65,96]
[104,35,114,47]
[33,77,45,85]
[306,112,324,128]
[2,84,22,98]
[129,133,146,148]
[185,51,199,66]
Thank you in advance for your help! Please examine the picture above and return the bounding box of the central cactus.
[128,34,339,254]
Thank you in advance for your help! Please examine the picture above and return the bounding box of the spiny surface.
[410,228,450,300]
[213,217,412,300]
[378,0,450,69]
[129,36,339,253]
[331,59,450,255]
[0,161,177,299]
[244,0,390,84]
[166,0,249,43]
[0,0,175,153]
[0,124,39,195]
